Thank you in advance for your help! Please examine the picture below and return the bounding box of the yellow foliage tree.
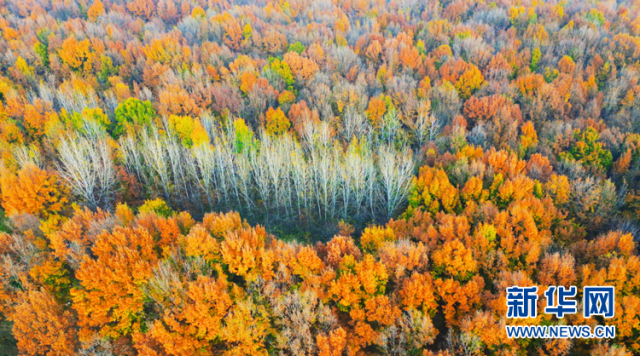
[406,166,460,215]
[455,63,484,99]
[519,121,538,154]
[360,226,396,252]
[265,107,291,135]
[87,0,105,21]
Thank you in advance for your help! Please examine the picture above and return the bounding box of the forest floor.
[0,210,17,356]
[0,320,17,356]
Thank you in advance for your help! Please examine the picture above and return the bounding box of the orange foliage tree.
[58,36,93,71]
[11,288,78,356]
[0,164,68,218]
[71,226,158,340]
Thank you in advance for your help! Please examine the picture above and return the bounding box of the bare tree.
[250,137,272,215]
[341,139,375,220]
[235,152,255,213]
[116,114,417,229]
[308,143,340,221]
[377,145,414,219]
[377,310,436,356]
[165,136,194,208]
[190,143,216,209]
[57,135,116,209]
[119,134,148,193]
[342,105,370,141]
[379,108,405,147]
[414,110,440,147]
[261,132,289,218]
[139,128,172,202]
[290,141,310,224]
[12,145,43,169]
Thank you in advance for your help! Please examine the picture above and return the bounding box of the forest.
[0,0,640,354]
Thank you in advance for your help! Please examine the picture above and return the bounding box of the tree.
[87,0,105,21]
[558,55,576,74]
[11,289,78,355]
[377,145,415,219]
[57,135,116,209]
[240,71,258,95]
[0,164,68,218]
[360,226,396,253]
[168,115,208,147]
[516,73,545,96]
[220,13,245,50]
[261,29,288,55]
[58,37,93,71]
[286,42,304,54]
[265,107,291,135]
[143,37,185,65]
[22,104,48,142]
[455,63,484,99]
[406,166,459,216]
[440,59,484,99]
[34,30,50,68]
[317,328,347,356]
[434,276,484,327]
[113,98,156,138]
[221,299,271,355]
[560,127,613,171]
[366,96,388,128]
[47,207,114,266]
[72,226,157,340]
[365,40,382,64]
[150,276,233,355]
[399,272,437,313]
[127,0,155,19]
[320,234,362,269]
[519,121,538,155]
[220,226,274,282]
[431,240,477,280]
[283,51,319,83]
[139,198,173,217]
[156,0,179,24]
[530,47,541,72]
[328,254,389,311]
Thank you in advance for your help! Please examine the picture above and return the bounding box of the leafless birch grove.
[117,116,415,231]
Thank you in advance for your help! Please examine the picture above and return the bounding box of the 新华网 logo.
[505,286,616,339]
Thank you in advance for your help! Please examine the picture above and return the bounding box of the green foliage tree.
[98,56,118,85]
[530,47,541,72]
[560,127,613,171]
[266,57,295,91]
[113,98,156,138]
[34,30,50,69]
[288,41,305,54]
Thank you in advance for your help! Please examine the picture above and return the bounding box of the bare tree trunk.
[57,135,116,210]
[140,128,172,203]
[190,143,216,210]
[377,145,414,220]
